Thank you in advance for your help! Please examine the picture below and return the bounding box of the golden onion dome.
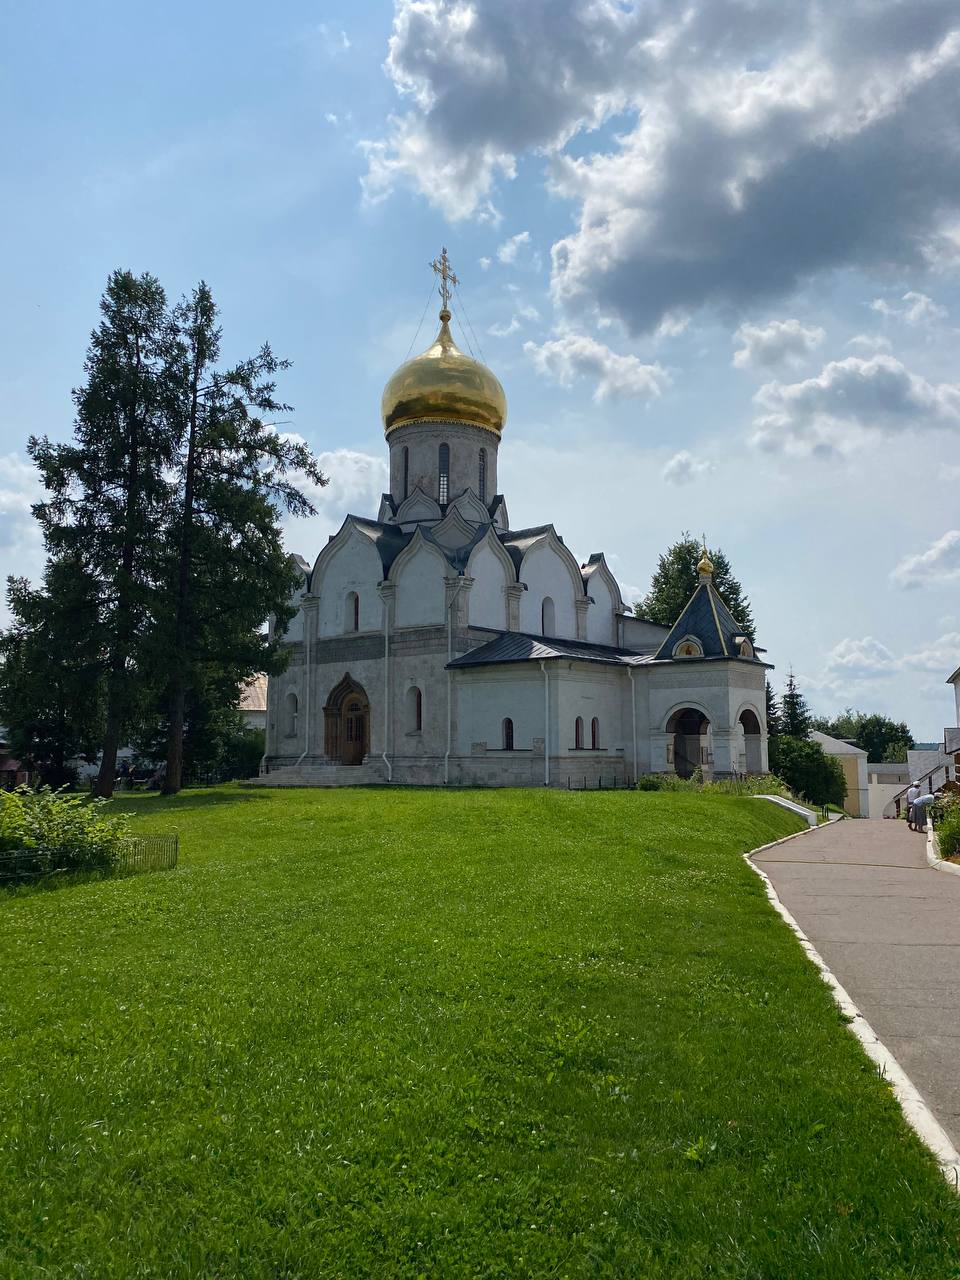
[382,309,507,437]
[697,548,715,577]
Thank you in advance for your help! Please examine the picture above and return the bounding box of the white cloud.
[478,256,492,271]
[732,319,824,370]
[847,332,891,353]
[282,449,389,562]
[316,23,351,54]
[487,317,521,337]
[902,632,960,671]
[365,0,960,333]
[662,450,714,485]
[870,291,948,326]
[751,354,960,455]
[497,231,531,265]
[0,452,45,620]
[524,334,669,402]
[488,303,541,337]
[825,636,899,679]
[891,530,960,589]
[325,113,340,126]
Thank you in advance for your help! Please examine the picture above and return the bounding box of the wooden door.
[342,697,367,765]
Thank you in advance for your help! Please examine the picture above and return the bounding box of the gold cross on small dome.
[430,246,459,313]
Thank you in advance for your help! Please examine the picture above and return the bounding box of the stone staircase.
[246,758,389,788]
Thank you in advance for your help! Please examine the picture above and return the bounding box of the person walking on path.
[907,780,921,830]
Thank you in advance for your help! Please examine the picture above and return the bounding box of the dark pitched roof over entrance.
[654,578,765,663]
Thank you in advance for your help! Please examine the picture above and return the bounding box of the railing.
[889,765,950,819]
[0,834,178,887]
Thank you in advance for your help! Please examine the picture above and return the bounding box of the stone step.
[246,760,388,788]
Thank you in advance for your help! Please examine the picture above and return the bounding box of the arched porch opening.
[323,674,370,766]
[666,707,710,779]
[739,708,763,774]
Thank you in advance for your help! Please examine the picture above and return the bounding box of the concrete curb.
[747,819,960,1188]
[752,794,818,827]
[926,819,960,877]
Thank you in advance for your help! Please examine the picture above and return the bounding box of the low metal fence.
[0,834,178,887]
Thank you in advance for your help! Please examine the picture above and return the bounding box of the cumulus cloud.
[364,0,960,332]
[282,449,389,561]
[0,453,45,619]
[479,256,492,271]
[825,636,899,679]
[750,354,960,454]
[871,291,949,326]
[902,632,960,671]
[487,303,540,337]
[524,334,668,401]
[847,332,891,353]
[732,319,824,370]
[497,231,531,265]
[891,529,960,589]
[662,451,714,485]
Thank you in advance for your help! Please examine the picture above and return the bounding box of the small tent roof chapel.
[261,250,770,787]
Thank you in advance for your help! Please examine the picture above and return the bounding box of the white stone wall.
[392,541,448,627]
[388,420,499,504]
[585,574,618,647]
[519,542,581,637]
[465,540,510,630]
[313,529,384,637]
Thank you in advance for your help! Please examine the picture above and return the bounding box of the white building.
[261,262,770,787]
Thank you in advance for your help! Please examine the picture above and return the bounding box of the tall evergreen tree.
[780,669,811,738]
[636,533,755,636]
[765,679,781,738]
[0,559,105,786]
[28,271,177,796]
[157,282,326,794]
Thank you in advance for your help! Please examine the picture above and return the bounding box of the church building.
[261,251,769,787]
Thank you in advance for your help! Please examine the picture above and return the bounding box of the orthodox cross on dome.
[430,246,459,313]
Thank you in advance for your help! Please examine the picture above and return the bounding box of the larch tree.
[157,282,326,794]
[780,669,811,738]
[28,270,177,796]
[636,533,755,637]
[0,558,106,787]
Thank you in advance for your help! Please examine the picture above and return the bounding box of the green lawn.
[2,787,959,1279]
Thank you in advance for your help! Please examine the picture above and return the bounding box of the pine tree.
[0,559,106,786]
[28,271,177,796]
[636,533,755,637]
[780,669,811,738]
[156,282,326,794]
[765,680,781,738]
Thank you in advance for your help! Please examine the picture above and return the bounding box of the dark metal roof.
[655,580,762,663]
[447,629,653,669]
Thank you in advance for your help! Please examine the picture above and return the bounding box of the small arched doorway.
[666,707,710,779]
[739,708,763,774]
[323,674,370,766]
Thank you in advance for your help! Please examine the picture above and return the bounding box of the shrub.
[0,786,130,877]
[635,775,664,791]
[938,801,960,861]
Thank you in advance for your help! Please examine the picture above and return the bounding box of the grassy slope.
[2,787,959,1279]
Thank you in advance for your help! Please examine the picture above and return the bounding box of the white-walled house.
[260,277,770,788]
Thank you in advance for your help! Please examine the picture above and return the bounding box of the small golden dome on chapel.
[381,249,507,437]
[697,547,715,577]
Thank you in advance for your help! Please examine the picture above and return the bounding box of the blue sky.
[2,0,959,739]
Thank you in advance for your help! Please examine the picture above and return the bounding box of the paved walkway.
[755,819,960,1148]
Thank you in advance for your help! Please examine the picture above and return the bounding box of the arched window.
[478,448,487,502]
[402,446,409,500]
[284,691,299,737]
[345,591,359,633]
[502,717,514,751]
[575,716,584,750]
[541,596,555,636]
[673,636,703,658]
[438,442,450,505]
[591,717,600,750]
[407,685,423,733]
